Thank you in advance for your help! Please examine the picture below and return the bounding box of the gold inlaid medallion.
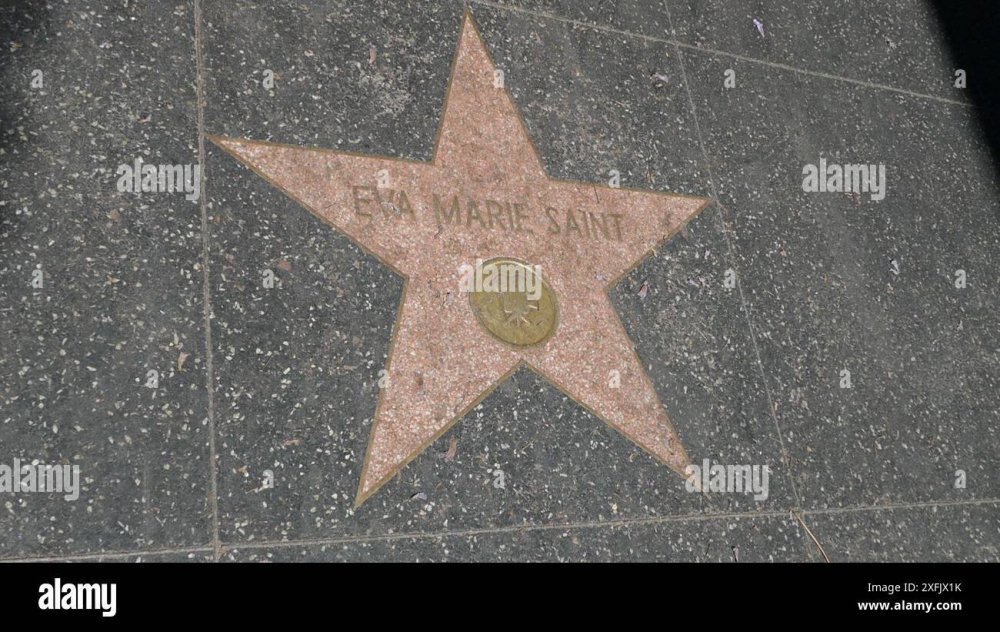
[468,258,557,346]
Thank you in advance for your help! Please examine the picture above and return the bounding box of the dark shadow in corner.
[0,1,51,231]
[929,0,1000,186]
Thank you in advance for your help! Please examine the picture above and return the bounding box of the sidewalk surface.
[1,0,997,562]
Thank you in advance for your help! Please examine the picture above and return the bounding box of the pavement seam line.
[1,546,216,564]
[660,3,803,513]
[219,495,1000,555]
[800,496,1000,516]
[193,0,221,563]
[3,497,996,562]
[792,510,831,562]
[468,0,971,107]
[218,510,795,556]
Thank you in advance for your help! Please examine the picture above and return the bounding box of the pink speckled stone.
[211,11,711,506]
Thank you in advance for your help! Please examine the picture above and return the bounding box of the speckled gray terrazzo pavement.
[1,0,998,562]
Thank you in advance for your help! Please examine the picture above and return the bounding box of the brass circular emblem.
[468,257,558,347]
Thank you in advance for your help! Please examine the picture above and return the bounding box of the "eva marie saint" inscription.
[352,185,625,242]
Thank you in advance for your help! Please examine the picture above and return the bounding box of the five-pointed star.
[210,11,711,506]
